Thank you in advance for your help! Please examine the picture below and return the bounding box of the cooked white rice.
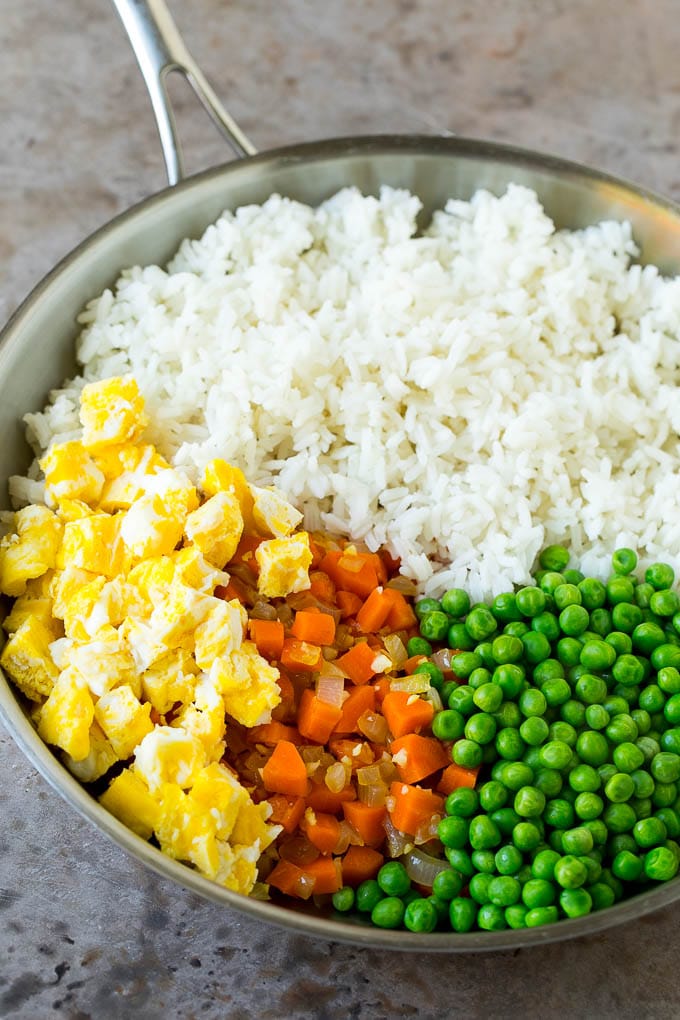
[11,184,680,600]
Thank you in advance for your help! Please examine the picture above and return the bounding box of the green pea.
[574,792,604,820]
[493,844,522,876]
[631,796,653,819]
[505,904,529,929]
[487,875,521,907]
[451,651,482,679]
[603,802,637,833]
[548,721,577,747]
[611,601,643,634]
[539,740,573,771]
[465,606,498,642]
[535,768,563,798]
[579,639,616,671]
[612,849,644,881]
[560,699,587,728]
[371,896,405,929]
[575,673,608,705]
[640,685,666,714]
[490,592,522,623]
[540,571,567,594]
[449,896,478,932]
[633,816,668,849]
[605,773,635,803]
[644,845,679,880]
[522,878,556,909]
[658,667,680,695]
[476,903,508,931]
[612,742,645,774]
[447,622,477,651]
[464,712,497,745]
[607,576,636,605]
[445,788,479,819]
[490,634,523,665]
[437,815,470,849]
[433,709,465,742]
[664,692,680,726]
[478,780,508,813]
[541,677,571,708]
[471,684,502,716]
[633,582,655,609]
[544,798,575,829]
[531,611,561,642]
[578,577,608,610]
[652,782,677,808]
[356,879,383,913]
[650,589,680,617]
[569,764,601,792]
[452,738,483,768]
[559,604,590,637]
[516,586,547,618]
[420,610,450,642]
[407,636,433,659]
[584,704,610,730]
[589,882,616,910]
[612,654,644,688]
[631,709,651,735]
[554,584,582,611]
[415,598,442,619]
[403,897,438,933]
[539,545,570,572]
[576,730,610,767]
[504,621,530,638]
[519,717,550,747]
[612,548,638,575]
[661,729,680,755]
[606,714,639,745]
[493,664,526,699]
[652,644,680,671]
[525,905,559,927]
[646,563,675,591]
[497,761,534,791]
[468,872,493,902]
[468,815,502,851]
[655,808,680,839]
[561,827,594,855]
[533,659,565,685]
[559,887,593,918]
[494,701,523,729]
[332,886,355,912]
[377,861,411,897]
[444,847,475,877]
[632,621,667,655]
[515,783,546,816]
[651,752,680,784]
[556,636,583,667]
[490,807,522,836]
[441,588,471,618]
[554,855,588,889]
[448,685,475,715]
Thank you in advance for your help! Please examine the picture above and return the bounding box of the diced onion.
[383,633,408,668]
[278,836,319,866]
[357,710,389,744]
[389,675,431,694]
[325,760,351,793]
[423,687,443,712]
[318,658,348,680]
[401,847,450,888]
[431,648,455,673]
[383,813,413,858]
[357,764,387,806]
[371,652,392,674]
[338,553,363,573]
[385,575,419,596]
[250,600,278,621]
[334,820,363,854]
[414,813,443,845]
[316,672,345,708]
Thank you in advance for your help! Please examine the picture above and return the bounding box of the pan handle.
[111,0,257,185]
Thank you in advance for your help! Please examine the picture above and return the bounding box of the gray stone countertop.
[2,1,680,1016]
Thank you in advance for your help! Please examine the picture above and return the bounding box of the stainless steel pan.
[2,0,680,950]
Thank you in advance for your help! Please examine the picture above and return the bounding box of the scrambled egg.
[0,375,314,895]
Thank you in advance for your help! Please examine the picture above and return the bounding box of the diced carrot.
[300,855,343,895]
[328,738,375,769]
[342,800,387,847]
[437,762,480,795]
[341,845,384,887]
[214,579,248,603]
[267,859,314,899]
[297,688,343,743]
[305,783,356,814]
[320,550,379,599]
[308,570,336,605]
[390,733,450,784]
[389,781,444,837]
[372,676,391,705]
[291,609,336,646]
[335,642,379,685]
[356,587,394,633]
[301,810,341,855]
[267,794,306,834]
[384,588,418,631]
[262,740,310,798]
[308,537,326,569]
[249,618,285,660]
[246,722,303,745]
[382,691,435,738]
[336,590,363,619]
[333,684,376,734]
[403,653,427,674]
[272,670,296,723]
[232,533,263,575]
[280,637,323,673]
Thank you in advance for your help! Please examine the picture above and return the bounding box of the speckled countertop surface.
[3,1,680,1017]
